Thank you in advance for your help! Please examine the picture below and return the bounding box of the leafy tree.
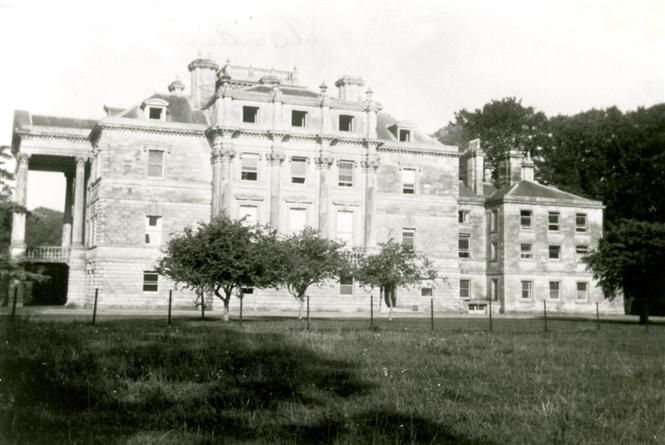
[26,207,63,247]
[274,227,350,319]
[353,239,439,320]
[434,97,549,174]
[157,216,281,321]
[584,220,665,324]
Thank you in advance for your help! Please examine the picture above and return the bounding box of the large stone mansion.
[8,58,624,314]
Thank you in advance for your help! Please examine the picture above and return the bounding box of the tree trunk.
[639,304,649,325]
[297,298,304,320]
[222,299,230,322]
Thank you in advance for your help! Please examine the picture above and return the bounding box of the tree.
[274,227,350,319]
[583,220,665,324]
[434,97,549,174]
[157,216,281,322]
[353,239,439,320]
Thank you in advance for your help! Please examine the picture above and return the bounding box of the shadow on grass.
[0,319,492,444]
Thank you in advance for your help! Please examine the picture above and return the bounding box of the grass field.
[1,316,664,444]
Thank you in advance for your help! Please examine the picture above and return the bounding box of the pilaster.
[315,136,335,238]
[361,140,380,249]
[268,132,286,228]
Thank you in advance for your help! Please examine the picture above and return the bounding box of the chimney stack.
[188,58,219,110]
[168,79,185,96]
[521,152,535,182]
[496,150,526,187]
[460,138,485,194]
[334,76,365,101]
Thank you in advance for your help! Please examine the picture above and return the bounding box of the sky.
[0,0,662,210]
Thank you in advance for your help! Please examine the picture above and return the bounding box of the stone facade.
[8,58,623,314]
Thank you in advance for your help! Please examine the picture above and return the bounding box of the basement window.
[291,110,307,128]
[243,106,259,123]
[339,114,354,132]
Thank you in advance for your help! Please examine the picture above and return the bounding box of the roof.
[121,93,208,125]
[244,85,320,98]
[13,111,97,131]
[376,112,443,147]
[487,180,601,206]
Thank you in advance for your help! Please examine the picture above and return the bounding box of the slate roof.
[376,112,442,146]
[121,94,208,125]
[13,111,97,130]
[487,180,599,205]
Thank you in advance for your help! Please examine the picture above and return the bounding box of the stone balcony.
[24,246,71,263]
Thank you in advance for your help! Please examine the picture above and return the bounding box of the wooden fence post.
[92,288,99,325]
[306,295,310,331]
[595,302,599,332]
[200,290,205,320]
[543,299,548,333]
[10,285,18,321]
[168,289,172,326]
[430,297,434,331]
[488,297,493,333]
[370,293,374,329]
[239,290,244,327]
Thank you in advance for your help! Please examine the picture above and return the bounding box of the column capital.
[266,148,285,165]
[212,145,235,163]
[315,155,334,169]
[75,156,88,167]
[361,156,380,171]
[16,153,30,166]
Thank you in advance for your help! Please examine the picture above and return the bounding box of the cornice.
[98,119,207,137]
[378,144,460,158]
[16,128,90,143]
[484,195,604,209]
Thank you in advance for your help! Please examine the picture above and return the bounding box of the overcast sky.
[0,0,662,210]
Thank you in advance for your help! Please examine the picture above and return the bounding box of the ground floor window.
[143,271,158,292]
[339,276,353,295]
[521,281,532,300]
[576,282,588,301]
[460,279,470,299]
[549,281,560,300]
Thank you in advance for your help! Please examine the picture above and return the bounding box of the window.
[243,106,259,123]
[460,279,470,299]
[520,243,533,259]
[339,114,354,132]
[288,208,307,233]
[399,129,411,142]
[402,228,415,252]
[338,161,354,187]
[577,282,588,301]
[143,271,158,292]
[401,168,416,194]
[490,209,498,232]
[421,287,433,297]
[490,242,498,260]
[339,276,353,295]
[241,155,258,181]
[291,110,307,127]
[458,233,470,258]
[490,278,499,301]
[520,210,532,228]
[239,205,258,226]
[521,281,532,300]
[336,210,354,246]
[145,216,162,246]
[469,303,486,313]
[576,213,587,232]
[549,281,560,300]
[291,157,307,184]
[458,210,470,224]
[548,212,560,231]
[549,245,561,260]
[576,244,589,255]
[148,150,164,177]
[148,107,163,120]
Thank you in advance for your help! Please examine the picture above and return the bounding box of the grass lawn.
[1,316,664,444]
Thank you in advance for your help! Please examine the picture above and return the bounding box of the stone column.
[210,136,223,217]
[315,137,334,238]
[219,138,235,216]
[61,173,74,247]
[71,157,87,246]
[10,153,30,256]
[361,151,379,250]
[266,142,285,227]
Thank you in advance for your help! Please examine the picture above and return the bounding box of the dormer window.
[389,121,416,142]
[141,98,169,121]
[148,107,163,120]
[291,110,307,127]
